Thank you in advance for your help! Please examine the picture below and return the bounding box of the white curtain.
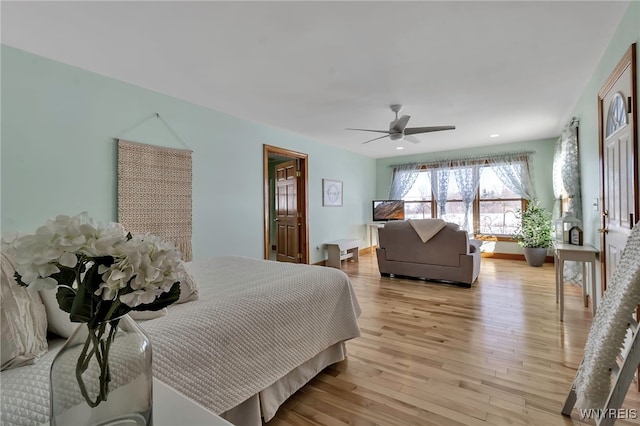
[552,120,582,284]
[452,163,483,232]
[486,153,536,200]
[430,162,450,215]
[389,151,535,232]
[389,163,422,199]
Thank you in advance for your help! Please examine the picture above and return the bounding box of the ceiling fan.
[347,104,455,144]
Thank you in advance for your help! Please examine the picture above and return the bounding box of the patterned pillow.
[0,251,48,370]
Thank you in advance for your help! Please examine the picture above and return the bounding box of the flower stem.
[74,321,117,408]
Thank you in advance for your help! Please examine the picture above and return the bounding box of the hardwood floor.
[270,254,640,425]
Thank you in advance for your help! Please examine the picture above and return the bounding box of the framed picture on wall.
[322,179,343,207]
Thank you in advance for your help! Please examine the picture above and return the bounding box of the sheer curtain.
[553,120,582,284]
[430,161,450,215]
[389,151,536,231]
[389,163,421,199]
[486,153,536,200]
[452,162,483,232]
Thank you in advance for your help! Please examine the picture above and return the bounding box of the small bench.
[325,239,359,269]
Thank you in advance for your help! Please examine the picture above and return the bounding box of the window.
[476,166,525,236]
[401,163,527,237]
[403,171,433,219]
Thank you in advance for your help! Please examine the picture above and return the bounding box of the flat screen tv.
[372,200,405,222]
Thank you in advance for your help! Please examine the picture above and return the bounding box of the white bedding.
[0,256,361,425]
[147,256,361,414]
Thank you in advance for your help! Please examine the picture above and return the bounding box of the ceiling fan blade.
[404,125,456,135]
[361,134,390,144]
[404,135,422,144]
[391,115,411,133]
[346,128,391,134]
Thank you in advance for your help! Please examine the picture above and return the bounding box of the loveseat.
[376,220,481,286]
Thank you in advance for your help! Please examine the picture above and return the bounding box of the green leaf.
[132,282,181,312]
[83,261,107,293]
[69,281,94,323]
[51,266,77,288]
[56,287,76,314]
[13,272,28,287]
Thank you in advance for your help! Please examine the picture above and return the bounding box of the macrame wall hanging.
[116,114,193,261]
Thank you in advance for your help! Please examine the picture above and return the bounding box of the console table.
[553,241,599,322]
[325,239,359,269]
[367,222,386,251]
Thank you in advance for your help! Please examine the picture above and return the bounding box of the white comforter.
[146,256,361,414]
[0,256,361,425]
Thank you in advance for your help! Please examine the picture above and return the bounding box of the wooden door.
[275,160,300,263]
[600,44,638,291]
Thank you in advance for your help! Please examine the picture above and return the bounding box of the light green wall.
[570,2,639,303]
[0,46,376,264]
[572,1,639,248]
[375,138,557,254]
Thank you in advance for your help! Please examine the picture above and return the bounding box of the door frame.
[263,144,309,263]
[598,43,638,292]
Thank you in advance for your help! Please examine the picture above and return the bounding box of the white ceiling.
[1,1,630,158]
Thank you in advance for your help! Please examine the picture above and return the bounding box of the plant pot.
[50,314,153,426]
[523,247,548,267]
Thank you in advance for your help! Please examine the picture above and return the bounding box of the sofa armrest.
[469,239,482,253]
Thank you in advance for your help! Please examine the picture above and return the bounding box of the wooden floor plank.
[270,254,640,425]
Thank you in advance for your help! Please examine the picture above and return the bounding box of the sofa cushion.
[0,251,48,370]
[380,221,467,267]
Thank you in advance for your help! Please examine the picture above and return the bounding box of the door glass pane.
[606,92,628,137]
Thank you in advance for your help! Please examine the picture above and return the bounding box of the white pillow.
[0,251,48,370]
[40,288,77,339]
[40,261,197,336]
[178,262,199,304]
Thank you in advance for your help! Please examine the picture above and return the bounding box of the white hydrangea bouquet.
[6,212,183,407]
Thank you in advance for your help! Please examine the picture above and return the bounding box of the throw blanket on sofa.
[408,218,446,243]
[144,256,361,415]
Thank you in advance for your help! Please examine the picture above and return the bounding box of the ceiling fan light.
[389,133,404,141]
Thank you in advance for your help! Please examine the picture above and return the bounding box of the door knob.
[602,210,609,217]
[598,228,609,234]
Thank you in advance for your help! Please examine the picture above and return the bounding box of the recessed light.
[489,134,500,138]
[396,146,404,150]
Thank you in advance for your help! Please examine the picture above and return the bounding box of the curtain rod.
[388,150,536,169]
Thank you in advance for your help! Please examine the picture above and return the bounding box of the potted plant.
[512,200,553,267]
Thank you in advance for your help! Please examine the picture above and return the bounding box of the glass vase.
[50,314,153,426]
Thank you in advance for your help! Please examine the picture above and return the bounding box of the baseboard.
[360,246,376,255]
[481,252,554,263]
[314,249,552,265]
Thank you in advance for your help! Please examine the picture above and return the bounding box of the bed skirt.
[220,342,347,425]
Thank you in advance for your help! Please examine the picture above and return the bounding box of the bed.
[0,256,362,426]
